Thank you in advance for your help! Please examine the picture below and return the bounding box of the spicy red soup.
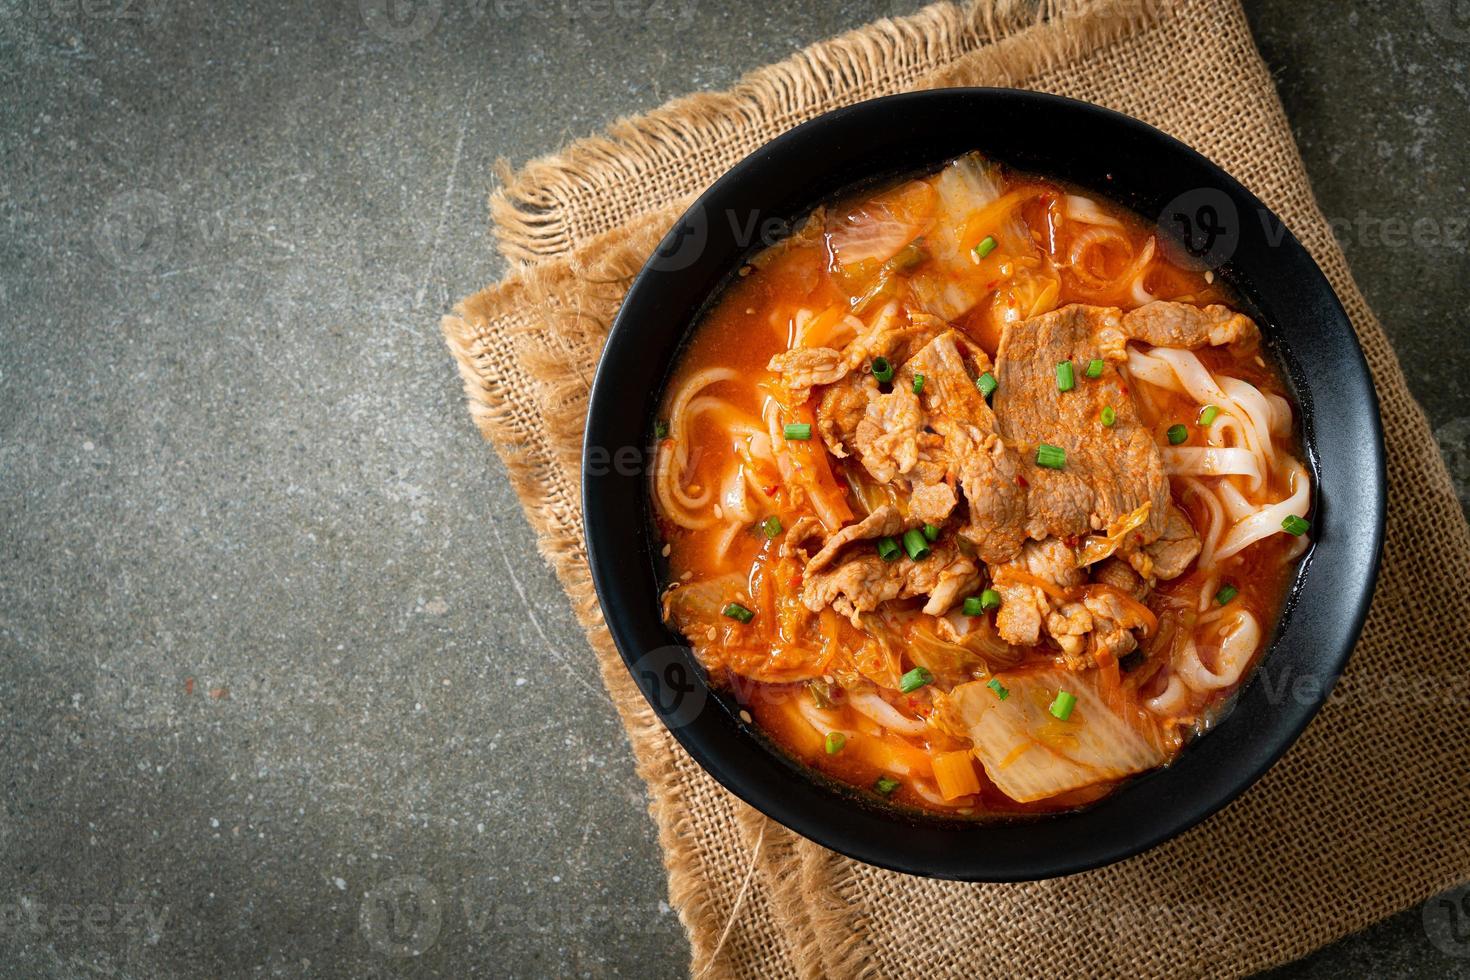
[652,152,1311,816]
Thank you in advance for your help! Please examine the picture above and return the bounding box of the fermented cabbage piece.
[949,669,1168,803]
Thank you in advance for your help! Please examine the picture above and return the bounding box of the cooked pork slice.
[844,303,949,369]
[802,539,977,624]
[779,516,826,562]
[908,481,958,525]
[1080,588,1150,665]
[1105,301,1259,356]
[994,305,1169,544]
[767,346,848,402]
[1093,557,1148,600]
[908,543,983,616]
[903,331,1027,563]
[804,504,908,575]
[1129,504,1202,582]
[801,554,905,623]
[1046,601,1095,665]
[786,307,947,457]
[816,374,877,458]
[853,385,923,483]
[992,538,1086,647]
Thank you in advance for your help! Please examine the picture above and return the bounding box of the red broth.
[652,155,1307,817]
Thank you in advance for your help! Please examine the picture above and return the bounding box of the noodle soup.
[650,152,1311,817]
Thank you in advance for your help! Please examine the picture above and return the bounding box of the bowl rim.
[582,88,1386,881]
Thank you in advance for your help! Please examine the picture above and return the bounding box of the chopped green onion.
[761,516,783,539]
[1056,361,1076,392]
[979,588,1001,611]
[1215,584,1239,606]
[871,357,894,383]
[1085,358,1105,379]
[654,419,670,439]
[976,371,998,399]
[1049,691,1077,721]
[1100,405,1116,427]
[783,422,812,441]
[874,775,901,796]
[973,236,998,259]
[722,602,754,624]
[1167,424,1189,445]
[987,678,1009,701]
[902,528,931,561]
[1281,514,1311,536]
[825,732,846,755]
[1036,443,1066,469]
[912,373,925,395]
[876,536,902,562]
[1199,404,1221,426]
[899,666,933,693]
[922,523,941,542]
[962,595,984,616]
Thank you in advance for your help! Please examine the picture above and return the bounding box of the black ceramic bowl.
[582,89,1385,881]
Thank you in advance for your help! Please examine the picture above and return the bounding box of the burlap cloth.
[443,1,1470,975]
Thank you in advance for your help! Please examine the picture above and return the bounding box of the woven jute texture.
[443,1,1470,975]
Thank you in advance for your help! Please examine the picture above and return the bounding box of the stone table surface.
[2,0,1467,976]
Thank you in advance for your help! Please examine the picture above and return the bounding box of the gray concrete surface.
[0,0,1466,977]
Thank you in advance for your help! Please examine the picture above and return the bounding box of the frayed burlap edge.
[488,0,1167,268]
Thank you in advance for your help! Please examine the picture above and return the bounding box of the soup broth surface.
[652,153,1310,816]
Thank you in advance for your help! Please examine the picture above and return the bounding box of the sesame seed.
[738,710,752,723]
[661,543,671,557]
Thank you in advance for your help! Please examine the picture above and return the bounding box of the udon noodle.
[650,152,1312,816]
